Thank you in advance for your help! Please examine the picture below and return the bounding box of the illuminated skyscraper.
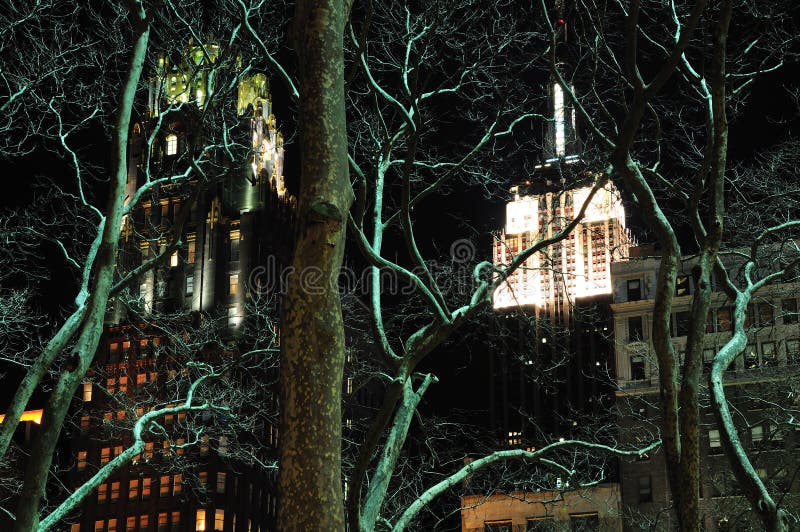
[63,40,293,532]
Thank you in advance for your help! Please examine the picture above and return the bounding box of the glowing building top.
[493,180,631,311]
[142,40,286,207]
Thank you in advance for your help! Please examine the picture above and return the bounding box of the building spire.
[543,0,579,161]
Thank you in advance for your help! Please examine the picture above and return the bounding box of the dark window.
[527,518,556,531]
[485,521,513,532]
[706,311,716,333]
[627,279,642,301]
[702,348,715,372]
[786,339,800,364]
[761,342,776,366]
[675,311,691,337]
[676,275,690,296]
[782,298,798,324]
[744,344,758,368]
[570,514,599,532]
[630,356,646,380]
[638,476,653,503]
[628,316,644,342]
[716,307,732,332]
[744,304,755,328]
[758,302,774,326]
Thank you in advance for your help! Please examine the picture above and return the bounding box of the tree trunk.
[277,1,352,530]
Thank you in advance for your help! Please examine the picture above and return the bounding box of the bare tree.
[529,0,799,529]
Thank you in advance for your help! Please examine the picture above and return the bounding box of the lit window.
[187,236,196,263]
[709,429,722,454]
[217,435,230,456]
[111,481,120,501]
[229,274,238,295]
[227,306,240,328]
[103,412,113,423]
[125,516,135,532]
[229,229,240,261]
[173,474,182,495]
[216,472,226,493]
[98,483,108,503]
[170,250,179,267]
[214,509,224,531]
[175,438,186,455]
[114,445,123,457]
[177,403,186,420]
[195,509,206,531]
[95,520,105,532]
[165,134,178,155]
[116,410,125,421]
[80,415,90,429]
[83,382,93,402]
[77,450,87,470]
[109,342,119,361]
[199,471,208,488]
[186,275,194,296]
[129,479,139,500]
[100,447,110,465]
[119,375,128,394]
[142,477,152,499]
[145,441,154,460]
[346,377,353,395]
[107,519,117,532]
[675,275,690,296]
[163,440,171,457]
[106,377,116,394]
[752,424,764,446]
[171,512,180,531]
[137,373,146,385]
[139,516,148,530]
[160,475,170,497]
[158,513,168,532]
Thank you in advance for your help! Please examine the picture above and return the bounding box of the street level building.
[611,252,800,530]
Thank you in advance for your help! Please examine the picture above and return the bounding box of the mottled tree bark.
[278,1,352,530]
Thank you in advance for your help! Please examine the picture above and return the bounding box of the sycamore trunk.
[277,1,351,530]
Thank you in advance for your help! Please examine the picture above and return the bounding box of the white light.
[553,83,565,156]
